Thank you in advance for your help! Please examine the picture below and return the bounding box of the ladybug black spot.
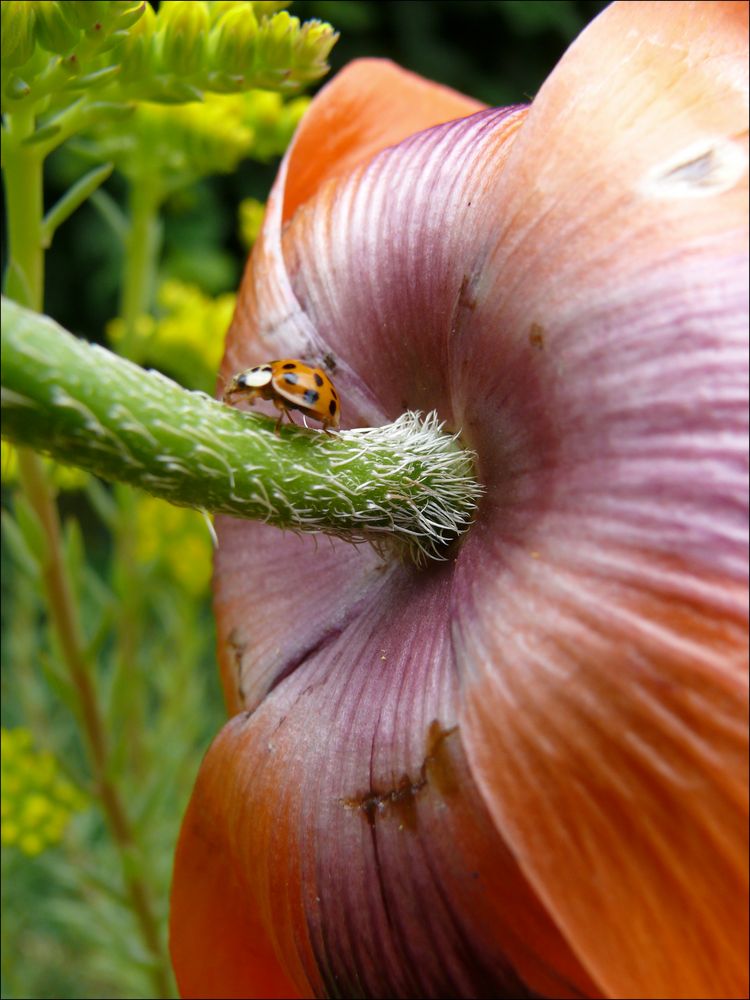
[303,389,320,404]
[329,400,337,415]
[283,372,299,385]
[314,373,324,387]
[282,362,297,370]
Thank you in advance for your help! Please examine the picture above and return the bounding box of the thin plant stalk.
[3,110,175,998]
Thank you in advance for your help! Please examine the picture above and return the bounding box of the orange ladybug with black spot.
[223,359,340,433]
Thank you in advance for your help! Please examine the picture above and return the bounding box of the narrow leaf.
[42,162,115,247]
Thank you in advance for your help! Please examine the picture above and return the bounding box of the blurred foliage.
[1,728,88,856]
[2,2,608,997]
[106,278,236,392]
[37,0,608,343]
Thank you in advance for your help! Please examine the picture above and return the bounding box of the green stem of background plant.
[2,113,174,997]
[15,450,173,998]
[119,178,164,361]
[116,176,165,770]
[3,105,44,308]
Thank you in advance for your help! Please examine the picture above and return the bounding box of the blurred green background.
[2,3,607,998]
[41,0,608,344]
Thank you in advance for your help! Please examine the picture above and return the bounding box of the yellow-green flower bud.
[250,1,291,18]
[208,0,245,24]
[32,1,80,54]
[208,5,258,77]
[112,0,146,32]
[58,0,144,50]
[58,0,111,30]
[257,9,297,70]
[117,0,156,83]
[1,0,37,68]
[292,19,338,83]
[156,0,210,76]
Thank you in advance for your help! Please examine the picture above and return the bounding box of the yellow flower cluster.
[239,197,266,248]
[107,280,236,390]
[134,495,214,597]
[1,728,87,857]
[87,89,310,192]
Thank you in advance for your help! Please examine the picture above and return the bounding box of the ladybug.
[223,359,340,433]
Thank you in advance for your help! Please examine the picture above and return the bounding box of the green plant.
[1,3,337,996]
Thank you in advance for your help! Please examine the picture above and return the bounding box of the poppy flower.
[170,3,749,998]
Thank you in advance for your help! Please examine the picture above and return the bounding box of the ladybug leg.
[272,398,295,434]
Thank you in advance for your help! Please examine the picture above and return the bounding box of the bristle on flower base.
[326,411,484,565]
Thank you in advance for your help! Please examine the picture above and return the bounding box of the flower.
[170,3,749,998]
[133,493,214,598]
[107,280,236,390]
[1,728,87,856]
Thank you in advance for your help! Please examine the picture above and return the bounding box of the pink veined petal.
[176,3,750,999]
[443,2,749,997]
[177,562,601,998]
[221,58,485,422]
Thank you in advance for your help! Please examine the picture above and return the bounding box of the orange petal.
[454,2,749,997]
[170,734,306,999]
[281,58,486,223]
[220,59,486,395]
[175,571,602,998]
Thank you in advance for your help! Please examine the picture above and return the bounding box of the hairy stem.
[2,298,483,563]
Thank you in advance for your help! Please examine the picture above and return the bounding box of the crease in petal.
[276,105,528,428]
[183,563,602,998]
[220,59,486,416]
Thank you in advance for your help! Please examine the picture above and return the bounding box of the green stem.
[2,297,483,564]
[119,178,164,361]
[2,105,44,309]
[16,449,173,1000]
[3,105,173,996]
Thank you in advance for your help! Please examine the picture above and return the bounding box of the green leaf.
[60,62,122,91]
[21,121,62,146]
[62,516,86,599]
[88,187,128,244]
[83,473,119,527]
[11,492,48,568]
[41,161,115,247]
[39,651,78,715]
[1,508,41,579]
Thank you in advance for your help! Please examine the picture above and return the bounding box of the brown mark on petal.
[227,628,248,705]
[528,322,545,350]
[342,722,459,829]
[457,273,478,313]
[322,351,337,373]
[449,274,478,339]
